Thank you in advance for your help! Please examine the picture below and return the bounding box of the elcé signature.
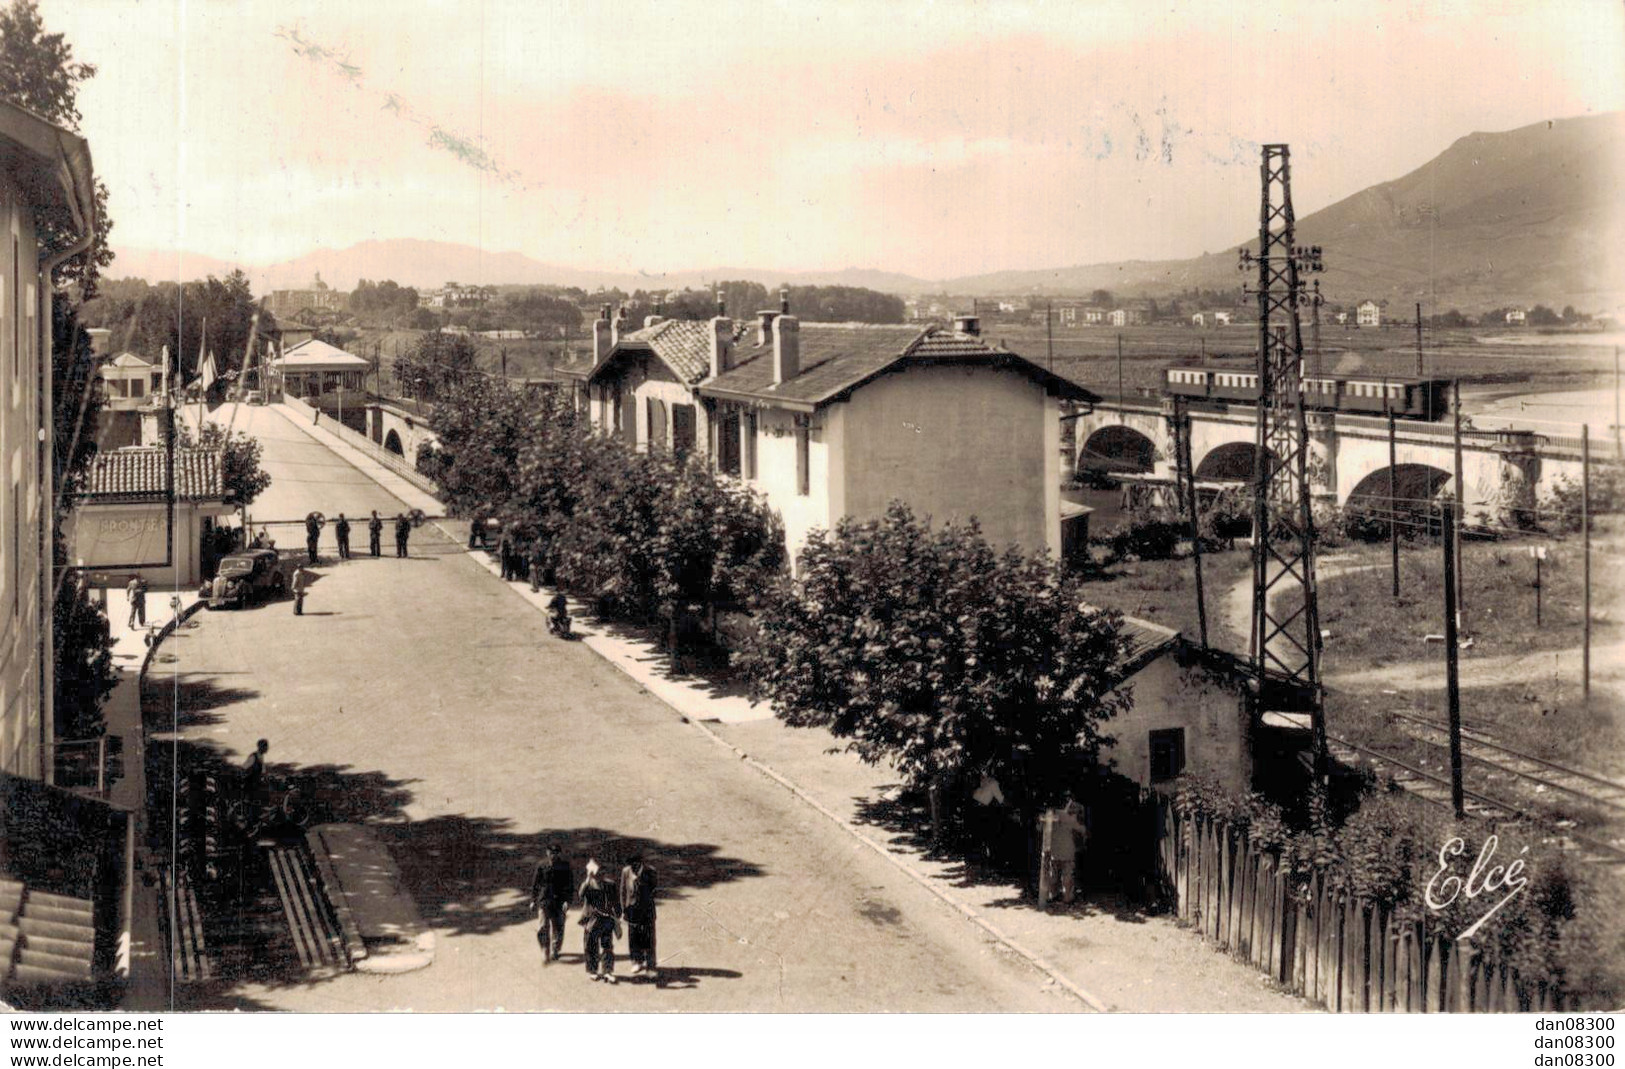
[1425,834,1530,941]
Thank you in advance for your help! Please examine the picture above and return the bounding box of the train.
[1163,367,1454,421]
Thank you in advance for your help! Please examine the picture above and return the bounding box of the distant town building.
[563,304,1098,567]
[266,272,346,320]
[85,326,111,355]
[97,352,163,449]
[276,338,371,397]
[423,282,491,309]
[1110,307,1148,327]
[1357,300,1382,327]
[1505,309,1526,326]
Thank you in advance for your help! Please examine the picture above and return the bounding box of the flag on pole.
[196,320,208,389]
[159,345,170,399]
[200,349,217,393]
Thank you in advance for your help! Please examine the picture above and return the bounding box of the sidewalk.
[99,585,202,1010]
[277,401,1310,1011]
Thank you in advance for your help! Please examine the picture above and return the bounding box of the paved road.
[154,405,1068,1011]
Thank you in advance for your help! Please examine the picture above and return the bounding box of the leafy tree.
[395,330,478,401]
[175,421,271,507]
[53,575,113,741]
[499,288,582,335]
[1528,304,1562,327]
[740,502,1132,822]
[0,0,113,294]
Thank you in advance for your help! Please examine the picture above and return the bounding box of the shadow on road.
[144,674,263,731]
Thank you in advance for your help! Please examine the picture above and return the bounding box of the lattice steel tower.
[1238,144,1328,780]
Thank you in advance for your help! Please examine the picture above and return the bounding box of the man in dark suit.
[367,511,383,557]
[394,514,411,558]
[334,514,351,560]
[618,854,658,977]
[529,844,574,964]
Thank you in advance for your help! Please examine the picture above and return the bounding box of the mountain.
[108,113,1624,312]
[108,238,933,297]
[944,112,1625,312]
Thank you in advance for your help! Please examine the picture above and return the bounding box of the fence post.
[1218,822,1232,949]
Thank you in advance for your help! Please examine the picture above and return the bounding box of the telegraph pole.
[1415,302,1424,377]
[1442,505,1466,819]
[1174,398,1210,648]
[1452,380,1466,628]
[1388,396,1400,601]
[1238,144,1328,783]
[1583,424,1592,704]
[1046,299,1054,374]
[1309,280,1323,378]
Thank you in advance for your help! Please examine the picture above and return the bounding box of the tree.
[395,330,478,401]
[1528,304,1562,327]
[175,422,271,507]
[0,0,113,294]
[739,502,1133,837]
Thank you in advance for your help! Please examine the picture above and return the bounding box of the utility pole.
[1238,143,1328,782]
[501,347,508,382]
[1615,346,1621,460]
[1452,380,1466,629]
[1116,333,1124,420]
[1174,398,1209,648]
[1415,302,1424,378]
[1388,397,1400,601]
[1583,424,1592,704]
[1441,505,1465,820]
[1309,280,1323,378]
[1046,299,1054,374]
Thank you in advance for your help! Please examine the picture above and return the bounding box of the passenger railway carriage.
[1164,367,1451,421]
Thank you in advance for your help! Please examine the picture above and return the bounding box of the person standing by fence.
[394,514,411,558]
[1038,798,1086,909]
[368,511,382,558]
[126,574,148,630]
[334,514,352,560]
[305,514,321,564]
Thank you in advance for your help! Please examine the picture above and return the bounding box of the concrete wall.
[839,363,1058,559]
[750,406,834,567]
[366,403,441,466]
[0,178,43,780]
[1101,648,1252,795]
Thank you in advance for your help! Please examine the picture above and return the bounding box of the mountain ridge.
[108,112,1625,313]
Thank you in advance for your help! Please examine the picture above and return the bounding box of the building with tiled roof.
[574,299,1098,567]
[65,447,235,591]
[276,338,371,398]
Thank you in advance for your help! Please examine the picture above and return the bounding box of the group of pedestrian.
[529,846,658,984]
[295,510,412,565]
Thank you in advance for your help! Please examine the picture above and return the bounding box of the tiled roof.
[700,323,1098,410]
[79,448,224,502]
[622,318,716,384]
[1118,615,1180,673]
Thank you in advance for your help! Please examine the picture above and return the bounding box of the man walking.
[578,858,620,983]
[1038,797,1086,909]
[334,514,351,560]
[126,574,148,630]
[618,854,658,977]
[394,514,411,558]
[291,565,310,616]
[305,514,321,563]
[497,529,514,581]
[530,844,574,963]
[528,539,547,593]
[367,511,382,558]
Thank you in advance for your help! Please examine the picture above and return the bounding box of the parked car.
[203,549,286,609]
[245,389,265,405]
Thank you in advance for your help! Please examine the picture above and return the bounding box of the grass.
[1076,547,1251,650]
[1317,527,1624,667]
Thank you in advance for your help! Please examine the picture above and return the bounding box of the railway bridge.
[1074,397,1597,522]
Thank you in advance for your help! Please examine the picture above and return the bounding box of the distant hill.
[108,238,933,297]
[108,113,1624,313]
[943,112,1625,312]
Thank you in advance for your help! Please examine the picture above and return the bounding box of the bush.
[1111,508,1183,561]
[1540,464,1625,534]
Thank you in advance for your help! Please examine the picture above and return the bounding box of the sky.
[39,0,1625,282]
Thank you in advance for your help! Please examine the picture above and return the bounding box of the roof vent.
[953,314,981,336]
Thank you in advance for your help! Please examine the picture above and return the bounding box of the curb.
[473,551,1112,1012]
[137,598,205,683]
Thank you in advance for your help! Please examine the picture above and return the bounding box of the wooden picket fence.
[1155,801,1569,1012]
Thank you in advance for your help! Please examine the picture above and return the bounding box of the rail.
[279,394,443,498]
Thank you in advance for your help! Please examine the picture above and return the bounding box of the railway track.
[1386,709,1625,815]
[1325,732,1625,867]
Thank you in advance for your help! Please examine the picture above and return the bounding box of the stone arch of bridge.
[384,429,404,456]
[1079,425,1157,475]
[1345,463,1454,515]
[1194,441,1280,482]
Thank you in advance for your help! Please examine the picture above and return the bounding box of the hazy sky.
[40,0,1625,280]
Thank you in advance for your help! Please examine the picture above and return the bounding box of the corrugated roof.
[79,448,224,502]
[280,339,370,368]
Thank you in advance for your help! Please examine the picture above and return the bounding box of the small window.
[794,416,810,496]
[1149,728,1186,783]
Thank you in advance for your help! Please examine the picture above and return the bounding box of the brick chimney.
[645,293,666,329]
[772,314,799,385]
[756,309,779,347]
[592,304,612,364]
[612,304,629,346]
[709,312,734,379]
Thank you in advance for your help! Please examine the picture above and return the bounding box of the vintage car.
[203,549,286,609]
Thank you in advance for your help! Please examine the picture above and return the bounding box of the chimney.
[645,293,666,329]
[953,313,981,336]
[709,311,735,378]
[716,289,726,317]
[612,304,628,346]
[780,286,790,314]
[772,314,800,385]
[592,305,612,364]
[756,309,779,347]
